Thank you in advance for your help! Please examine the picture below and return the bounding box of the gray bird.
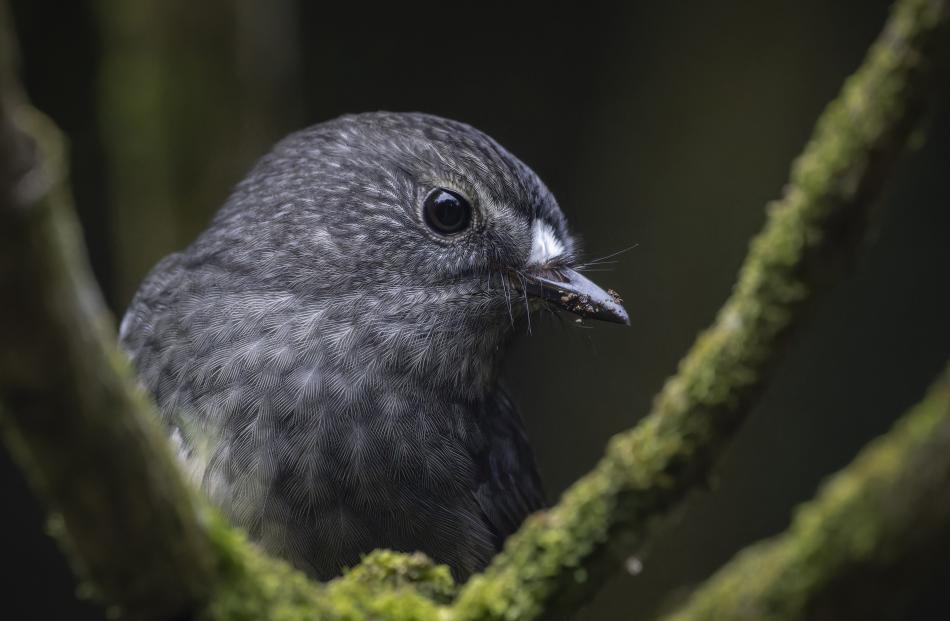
[120,112,628,581]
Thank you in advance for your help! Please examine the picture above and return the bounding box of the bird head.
[187,112,627,397]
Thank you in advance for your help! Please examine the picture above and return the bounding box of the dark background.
[3,1,949,619]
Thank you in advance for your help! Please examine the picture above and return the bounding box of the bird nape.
[119,112,628,581]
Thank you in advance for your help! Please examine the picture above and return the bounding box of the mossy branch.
[453,1,950,618]
[1,0,948,620]
[0,6,452,621]
[0,5,219,619]
[660,363,950,621]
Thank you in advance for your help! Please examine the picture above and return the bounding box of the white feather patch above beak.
[528,220,566,266]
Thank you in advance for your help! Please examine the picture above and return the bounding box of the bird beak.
[521,267,630,325]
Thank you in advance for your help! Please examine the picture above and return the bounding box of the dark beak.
[522,267,629,325]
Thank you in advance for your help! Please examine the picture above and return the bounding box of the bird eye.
[423,188,472,235]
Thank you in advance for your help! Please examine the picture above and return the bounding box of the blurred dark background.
[3,1,949,619]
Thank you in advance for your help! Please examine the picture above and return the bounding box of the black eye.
[423,188,472,235]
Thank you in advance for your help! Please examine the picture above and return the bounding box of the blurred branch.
[0,4,219,619]
[0,4,449,621]
[96,0,302,306]
[1,0,949,620]
[453,0,950,619]
[661,363,950,621]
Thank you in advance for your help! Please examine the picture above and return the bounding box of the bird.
[119,111,628,581]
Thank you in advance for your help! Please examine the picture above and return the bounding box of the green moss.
[197,511,454,621]
[661,366,950,621]
[343,550,457,604]
[452,0,950,618]
[3,0,948,620]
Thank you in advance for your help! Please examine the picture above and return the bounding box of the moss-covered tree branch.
[0,6,220,620]
[0,5,450,620]
[452,1,950,619]
[660,363,950,621]
[0,130,219,619]
[1,0,949,620]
